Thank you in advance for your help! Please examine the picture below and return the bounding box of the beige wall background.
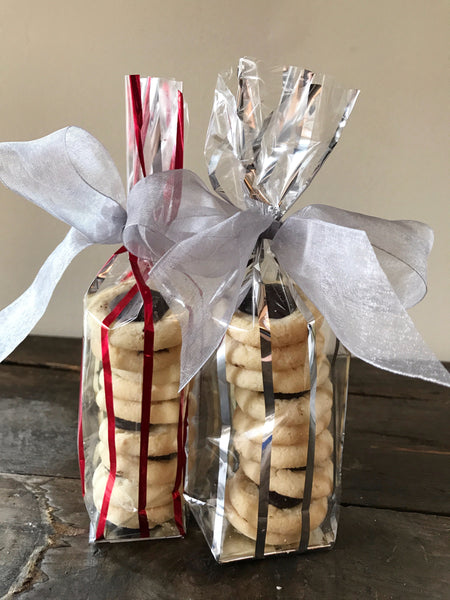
[0,0,448,360]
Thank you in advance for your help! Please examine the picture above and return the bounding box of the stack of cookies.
[224,283,334,546]
[86,278,183,533]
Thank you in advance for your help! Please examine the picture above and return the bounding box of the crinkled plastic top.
[205,57,359,218]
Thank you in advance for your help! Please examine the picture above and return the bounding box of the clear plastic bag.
[78,74,188,542]
[185,239,349,561]
[80,249,188,541]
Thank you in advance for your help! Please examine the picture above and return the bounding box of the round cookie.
[93,484,174,530]
[225,497,328,546]
[109,311,181,353]
[98,418,178,457]
[112,362,180,386]
[228,308,323,349]
[97,441,178,484]
[233,380,333,425]
[226,470,329,545]
[239,456,334,500]
[98,368,180,402]
[227,283,324,349]
[93,462,173,509]
[225,331,325,371]
[91,342,181,374]
[95,389,180,425]
[234,428,333,469]
[232,405,331,446]
[87,279,182,353]
[226,355,330,394]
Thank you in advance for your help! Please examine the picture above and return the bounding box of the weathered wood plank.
[0,473,448,600]
[5,335,82,370]
[0,364,80,478]
[0,475,51,598]
[349,357,449,401]
[342,392,450,514]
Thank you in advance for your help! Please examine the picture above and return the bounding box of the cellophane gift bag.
[79,75,189,542]
[186,242,350,561]
[183,59,357,561]
[175,59,449,562]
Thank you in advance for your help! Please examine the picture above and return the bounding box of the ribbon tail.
[273,217,450,388]
[0,227,91,362]
[148,209,273,389]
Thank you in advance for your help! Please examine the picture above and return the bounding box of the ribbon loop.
[0,127,126,243]
[124,169,239,261]
[272,216,450,386]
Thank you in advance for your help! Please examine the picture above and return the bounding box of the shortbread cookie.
[233,380,333,425]
[232,405,331,445]
[234,428,333,469]
[91,342,181,373]
[225,496,328,546]
[109,312,181,353]
[111,362,180,386]
[98,368,180,402]
[228,310,323,348]
[97,441,178,484]
[96,389,180,424]
[225,331,324,371]
[93,463,173,509]
[239,456,334,500]
[227,283,323,348]
[226,470,328,545]
[98,418,178,457]
[226,355,330,394]
[88,280,182,352]
[93,485,174,530]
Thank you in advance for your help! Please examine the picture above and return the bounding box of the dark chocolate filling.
[150,453,177,461]
[268,490,302,509]
[274,391,307,400]
[105,452,177,466]
[114,416,142,431]
[238,283,297,319]
[114,417,162,433]
[110,289,169,323]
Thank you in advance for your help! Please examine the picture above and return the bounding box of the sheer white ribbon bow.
[0,128,448,389]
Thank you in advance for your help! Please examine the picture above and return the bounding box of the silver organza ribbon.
[0,62,449,393]
[0,127,126,358]
[140,172,448,388]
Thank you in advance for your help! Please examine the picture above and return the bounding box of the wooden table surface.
[0,336,448,600]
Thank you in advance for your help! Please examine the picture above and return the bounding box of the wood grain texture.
[0,364,80,478]
[1,336,449,599]
[342,392,450,514]
[1,474,448,600]
[5,335,82,370]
